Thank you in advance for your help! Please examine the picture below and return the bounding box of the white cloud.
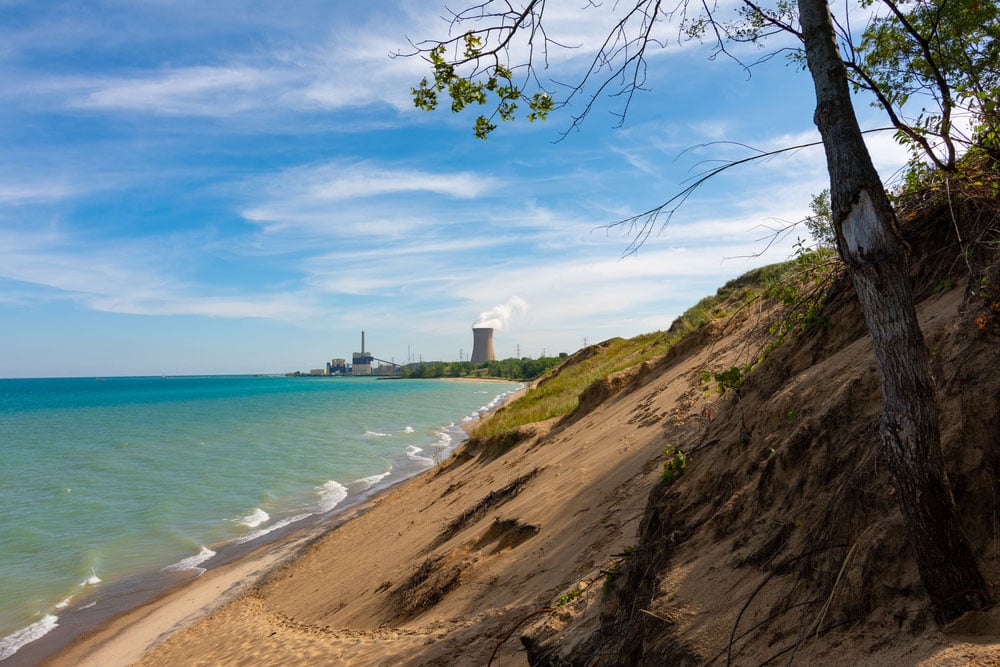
[6,9,425,118]
[308,237,504,263]
[87,292,318,321]
[0,242,171,305]
[74,66,285,116]
[265,160,492,200]
[0,182,80,204]
[306,165,491,201]
[240,160,497,236]
[862,129,911,183]
[0,227,320,321]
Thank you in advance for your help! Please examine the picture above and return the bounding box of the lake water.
[0,375,519,661]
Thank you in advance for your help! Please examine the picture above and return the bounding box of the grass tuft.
[473,254,832,441]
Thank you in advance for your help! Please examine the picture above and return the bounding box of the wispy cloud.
[87,291,319,321]
[0,232,173,302]
[73,66,285,116]
[0,225,319,321]
[3,4,427,118]
[0,182,81,204]
[240,160,497,235]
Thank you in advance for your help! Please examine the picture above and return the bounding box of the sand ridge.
[43,312,749,665]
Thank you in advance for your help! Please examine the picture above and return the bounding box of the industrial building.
[326,358,349,375]
[306,332,405,377]
[347,331,400,376]
[470,327,496,363]
[352,330,374,376]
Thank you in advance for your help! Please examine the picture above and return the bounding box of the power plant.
[470,327,496,363]
[313,331,400,376]
[307,325,504,377]
[352,330,374,375]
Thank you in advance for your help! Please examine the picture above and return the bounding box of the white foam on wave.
[54,596,73,610]
[84,573,101,586]
[432,430,454,451]
[480,397,503,413]
[233,513,310,545]
[364,430,391,438]
[352,471,391,490]
[426,430,455,463]
[317,480,349,513]
[163,546,216,573]
[0,614,59,661]
[404,426,414,433]
[406,445,434,465]
[474,387,521,417]
[236,508,270,528]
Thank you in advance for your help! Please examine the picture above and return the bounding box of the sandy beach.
[26,385,539,667]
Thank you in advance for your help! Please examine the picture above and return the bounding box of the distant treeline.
[403,354,568,381]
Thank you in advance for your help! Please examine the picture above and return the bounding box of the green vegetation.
[473,331,673,439]
[696,245,835,397]
[661,446,688,485]
[411,35,554,139]
[666,249,833,341]
[854,0,999,170]
[602,547,637,596]
[474,251,837,440]
[484,355,568,380]
[554,587,582,607]
[804,189,835,249]
[602,561,623,597]
[701,365,749,395]
[401,354,567,381]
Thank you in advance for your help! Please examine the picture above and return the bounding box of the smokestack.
[470,327,496,363]
[362,330,365,354]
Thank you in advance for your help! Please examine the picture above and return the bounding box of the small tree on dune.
[402,0,993,624]
[804,189,835,250]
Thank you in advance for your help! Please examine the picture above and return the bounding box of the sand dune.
[43,278,1000,666]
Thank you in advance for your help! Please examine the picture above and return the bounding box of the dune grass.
[473,253,830,441]
[473,331,673,439]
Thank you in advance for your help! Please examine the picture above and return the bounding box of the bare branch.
[601,128,895,256]
[600,138,825,255]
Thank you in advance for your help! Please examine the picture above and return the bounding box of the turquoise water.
[0,375,519,660]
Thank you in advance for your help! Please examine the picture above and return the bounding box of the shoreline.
[26,486,399,667]
[8,382,523,666]
[12,479,402,667]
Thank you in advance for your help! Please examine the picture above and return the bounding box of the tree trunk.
[797,0,989,624]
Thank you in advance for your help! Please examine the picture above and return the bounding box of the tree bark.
[797,0,990,624]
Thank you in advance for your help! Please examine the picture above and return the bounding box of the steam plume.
[473,296,528,330]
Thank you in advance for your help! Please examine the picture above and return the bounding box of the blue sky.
[0,1,908,378]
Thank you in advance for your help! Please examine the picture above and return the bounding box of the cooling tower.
[470,327,496,363]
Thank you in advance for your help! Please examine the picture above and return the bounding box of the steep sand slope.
[527,280,1000,665]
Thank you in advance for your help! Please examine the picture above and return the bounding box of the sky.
[0,0,910,378]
